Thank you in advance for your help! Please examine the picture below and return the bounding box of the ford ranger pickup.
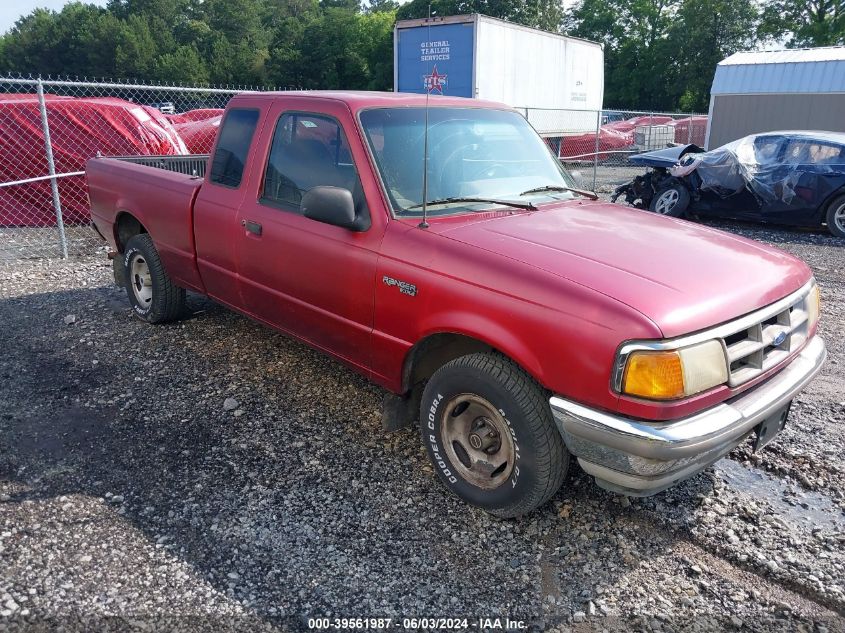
[86,92,826,517]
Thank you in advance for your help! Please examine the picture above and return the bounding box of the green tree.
[397,0,564,31]
[200,0,271,84]
[0,3,125,77]
[358,9,395,89]
[266,17,310,88]
[260,0,320,29]
[115,14,158,78]
[107,0,196,54]
[566,0,759,111]
[155,44,210,83]
[293,8,369,88]
[758,0,845,47]
[87,13,127,76]
[566,0,677,109]
[0,9,66,75]
[396,0,458,20]
[263,0,321,88]
[320,0,361,11]
[667,0,759,112]
[366,0,399,13]
[107,0,194,21]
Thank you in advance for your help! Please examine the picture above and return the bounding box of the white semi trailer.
[394,14,605,135]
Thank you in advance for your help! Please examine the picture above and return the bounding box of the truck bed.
[110,154,211,177]
[87,156,207,292]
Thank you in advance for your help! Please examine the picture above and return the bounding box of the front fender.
[414,313,545,387]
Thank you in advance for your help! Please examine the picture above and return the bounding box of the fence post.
[649,111,654,151]
[591,109,601,191]
[37,78,68,259]
[688,113,693,144]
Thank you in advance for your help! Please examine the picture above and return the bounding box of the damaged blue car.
[612,131,845,237]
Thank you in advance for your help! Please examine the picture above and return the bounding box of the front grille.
[722,289,812,387]
[612,282,816,396]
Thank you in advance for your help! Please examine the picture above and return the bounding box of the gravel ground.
[0,219,843,633]
[0,227,102,261]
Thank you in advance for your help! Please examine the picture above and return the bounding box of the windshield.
[359,107,577,217]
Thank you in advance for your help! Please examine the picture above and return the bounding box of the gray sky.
[1,0,108,35]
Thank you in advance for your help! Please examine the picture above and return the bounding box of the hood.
[436,202,811,338]
[629,143,704,168]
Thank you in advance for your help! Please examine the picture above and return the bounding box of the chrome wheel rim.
[654,189,679,214]
[130,254,153,306]
[835,203,845,233]
[440,394,515,490]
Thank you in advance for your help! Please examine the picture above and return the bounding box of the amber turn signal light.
[622,350,685,400]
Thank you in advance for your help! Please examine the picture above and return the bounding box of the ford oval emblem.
[773,331,787,346]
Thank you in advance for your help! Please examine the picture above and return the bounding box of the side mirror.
[301,186,367,231]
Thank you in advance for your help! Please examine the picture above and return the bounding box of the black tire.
[122,233,185,323]
[826,194,845,238]
[420,353,568,518]
[649,181,690,217]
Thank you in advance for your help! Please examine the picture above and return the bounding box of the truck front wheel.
[123,233,185,323]
[419,353,568,517]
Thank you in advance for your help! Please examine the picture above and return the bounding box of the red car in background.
[167,109,223,154]
[0,95,186,227]
[604,114,674,133]
[670,116,708,146]
[554,114,707,163]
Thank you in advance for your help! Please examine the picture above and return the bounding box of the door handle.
[242,219,262,236]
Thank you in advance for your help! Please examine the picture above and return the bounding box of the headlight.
[807,283,820,332]
[621,340,728,400]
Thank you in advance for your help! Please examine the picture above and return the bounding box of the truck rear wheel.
[419,353,568,518]
[123,233,185,323]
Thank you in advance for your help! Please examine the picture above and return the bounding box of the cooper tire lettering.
[418,353,568,518]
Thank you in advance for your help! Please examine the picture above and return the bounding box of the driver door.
[235,102,385,372]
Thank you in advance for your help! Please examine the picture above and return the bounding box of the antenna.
[418,3,433,229]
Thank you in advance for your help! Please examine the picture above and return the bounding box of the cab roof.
[231,90,513,112]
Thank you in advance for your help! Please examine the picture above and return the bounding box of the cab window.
[261,112,368,218]
[209,108,259,188]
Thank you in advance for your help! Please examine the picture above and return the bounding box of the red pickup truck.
[87,92,826,517]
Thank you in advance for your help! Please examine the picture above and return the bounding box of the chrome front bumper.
[550,335,827,496]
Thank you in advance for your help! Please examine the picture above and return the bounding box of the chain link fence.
[0,75,261,260]
[0,74,706,261]
[524,108,707,193]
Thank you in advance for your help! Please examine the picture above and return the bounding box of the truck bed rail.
[109,155,210,178]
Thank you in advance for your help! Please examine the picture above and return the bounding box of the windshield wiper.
[519,184,598,200]
[406,196,537,211]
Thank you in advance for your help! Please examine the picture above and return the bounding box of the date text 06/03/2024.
[306,617,527,630]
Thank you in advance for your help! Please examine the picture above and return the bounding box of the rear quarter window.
[209,108,259,188]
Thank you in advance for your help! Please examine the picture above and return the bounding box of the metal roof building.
[705,47,845,148]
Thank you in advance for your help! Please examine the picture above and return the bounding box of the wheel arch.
[824,190,845,235]
[822,189,845,220]
[401,327,546,396]
[114,211,148,253]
